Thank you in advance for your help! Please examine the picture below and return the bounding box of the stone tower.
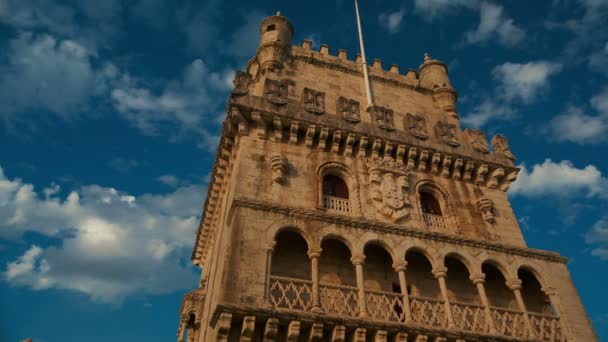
[176,12,597,342]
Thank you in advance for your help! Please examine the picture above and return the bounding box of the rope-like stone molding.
[209,302,534,342]
[232,198,567,264]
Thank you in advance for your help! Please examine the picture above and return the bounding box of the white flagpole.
[354,0,373,108]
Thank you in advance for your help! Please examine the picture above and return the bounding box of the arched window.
[420,191,442,216]
[322,175,349,199]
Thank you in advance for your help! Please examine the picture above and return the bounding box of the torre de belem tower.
[176,12,597,342]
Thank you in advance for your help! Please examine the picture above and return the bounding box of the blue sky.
[0,0,607,341]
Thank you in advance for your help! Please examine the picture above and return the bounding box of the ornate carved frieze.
[232,71,252,95]
[369,105,395,131]
[476,195,496,224]
[464,129,489,153]
[366,159,411,222]
[270,154,288,184]
[406,113,429,139]
[492,135,516,160]
[264,78,288,105]
[338,96,361,122]
[302,87,325,114]
[435,121,460,147]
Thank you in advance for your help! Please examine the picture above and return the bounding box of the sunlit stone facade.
[177,12,597,342]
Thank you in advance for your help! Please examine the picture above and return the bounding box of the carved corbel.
[273,116,282,142]
[463,160,475,181]
[477,195,495,223]
[394,333,408,342]
[375,330,388,342]
[500,170,520,191]
[229,106,248,135]
[331,130,342,154]
[309,323,324,341]
[318,127,329,150]
[240,316,256,341]
[434,338,447,342]
[418,150,429,172]
[452,158,463,180]
[487,168,505,189]
[431,152,441,174]
[358,136,369,158]
[353,328,367,342]
[331,325,346,342]
[396,144,406,166]
[345,133,356,156]
[407,147,417,170]
[372,139,383,159]
[384,142,395,161]
[217,312,232,342]
[270,154,288,184]
[286,321,301,341]
[414,335,428,342]
[251,111,267,139]
[306,124,316,148]
[263,318,279,342]
[474,164,488,185]
[289,121,299,145]
[441,155,452,178]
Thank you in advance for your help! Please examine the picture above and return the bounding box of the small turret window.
[266,24,276,32]
[323,175,349,199]
[420,191,442,216]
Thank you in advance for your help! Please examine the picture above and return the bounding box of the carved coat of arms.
[366,159,411,222]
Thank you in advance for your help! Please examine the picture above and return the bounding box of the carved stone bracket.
[270,154,288,184]
[476,195,495,224]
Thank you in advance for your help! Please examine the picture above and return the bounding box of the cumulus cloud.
[0,165,203,303]
[509,159,608,198]
[0,33,103,127]
[461,98,515,128]
[545,87,608,144]
[463,2,525,47]
[378,7,406,34]
[585,219,608,261]
[492,61,562,103]
[413,0,476,19]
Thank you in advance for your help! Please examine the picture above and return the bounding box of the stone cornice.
[232,198,568,264]
[210,302,535,342]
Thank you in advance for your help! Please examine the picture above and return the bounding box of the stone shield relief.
[366,159,411,222]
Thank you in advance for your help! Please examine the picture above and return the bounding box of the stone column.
[433,266,455,328]
[542,286,572,340]
[470,273,497,334]
[393,261,413,323]
[351,254,368,318]
[308,247,323,313]
[263,241,276,307]
[507,279,535,338]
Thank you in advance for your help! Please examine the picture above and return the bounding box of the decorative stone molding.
[375,330,388,342]
[487,168,505,189]
[287,321,301,341]
[353,328,367,342]
[432,266,448,279]
[303,88,325,114]
[435,121,459,147]
[331,325,346,342]
[506,279,523,291]
[338,96,361,123]
[406,113,428,139]
[392,261,408,272]
[264,78,288,105]
[369,105,395,131]
[476,196,495,224]
[232,71,252,95]
[464,129,489,153]
[394,332,408,342]
[469,273,486,285]
[351,254,366,266]
[270,154,288,184]
[310,323,324,341]
[492,135,516,160]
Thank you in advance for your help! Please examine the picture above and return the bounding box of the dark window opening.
[323,175,349,199]
[420,191,442,216]
[266,24,276,32]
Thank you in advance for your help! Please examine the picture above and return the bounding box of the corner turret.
[418,53,458,118]
[255,11,294,70]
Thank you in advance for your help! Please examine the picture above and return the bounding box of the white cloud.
[546,87,608,144]
[463,2,525,47]
[0,33,102,126]
[0,165,204,303]
[586,219,608,261]
[157,174,180,188]
[378,7,406,34]
[413,0,477,19]
[492,61,562,103]
[509,159,608,198]
[461,98,515,128]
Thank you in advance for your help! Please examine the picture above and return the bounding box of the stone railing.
[365,288,405,322]
[319,282,359,317]
[323,195,351,213]
[422,213,446,229]
[529,312,564,341]
[269,276,313,311]
[491,306,528,339]
[410,295,448,328]
[451,301,488,333]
